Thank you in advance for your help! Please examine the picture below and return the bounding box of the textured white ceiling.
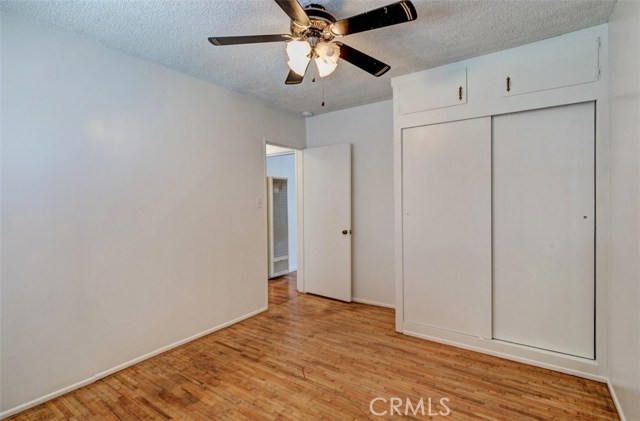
[1,0,615,115]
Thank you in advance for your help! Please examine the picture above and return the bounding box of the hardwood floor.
[9,273,618,420]
[268,272,300,307]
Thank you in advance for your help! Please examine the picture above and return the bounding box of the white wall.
[266,153,297,271]
[608,1,640,419]
[306,101,394,307]
[0,13,305,416]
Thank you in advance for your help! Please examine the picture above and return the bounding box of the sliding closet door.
[403,118,492,338]
[493,102,595,359]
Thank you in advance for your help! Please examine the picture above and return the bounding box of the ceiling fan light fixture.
[314,42,340,77]
[286,40,312,76]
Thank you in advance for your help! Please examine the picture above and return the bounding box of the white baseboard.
[352,297,395,309]
[0,306,268,420]
[607,379,626,421]
[403,328,607,383]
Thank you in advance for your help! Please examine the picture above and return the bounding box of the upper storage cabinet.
[392,28,603,123]
[500,38,600,96]
[395,66,467,115]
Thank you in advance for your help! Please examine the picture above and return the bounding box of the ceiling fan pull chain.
[322,79,325,107]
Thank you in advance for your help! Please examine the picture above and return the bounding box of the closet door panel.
[492,102,595,359]
[402,118,492,338]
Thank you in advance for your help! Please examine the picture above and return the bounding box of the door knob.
[342,230,348,235]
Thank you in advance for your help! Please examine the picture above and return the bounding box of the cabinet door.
[396,66,467,115]
[492,102,595,359]
[402,118,491,338]
[500,38,600,96]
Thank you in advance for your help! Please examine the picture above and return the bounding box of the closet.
[392,24,606,378]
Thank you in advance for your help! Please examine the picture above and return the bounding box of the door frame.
[264,138,305,293]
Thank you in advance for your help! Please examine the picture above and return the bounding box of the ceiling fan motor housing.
[292,4,337,43]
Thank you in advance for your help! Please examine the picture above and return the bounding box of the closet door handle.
[458,86,463,101]
[342,230,348,235]
[506,76,511,92]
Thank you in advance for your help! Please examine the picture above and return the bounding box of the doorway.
[265,144,299,290]
[264,142,353,303]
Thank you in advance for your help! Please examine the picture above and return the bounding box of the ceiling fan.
[208,0,417,85]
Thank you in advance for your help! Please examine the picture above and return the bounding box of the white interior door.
[402,117,492,338]
[303,144,352,302]
[492,102,595,359]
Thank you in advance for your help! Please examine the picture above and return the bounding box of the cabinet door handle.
[506,76,511,92]
[458,86,463,101]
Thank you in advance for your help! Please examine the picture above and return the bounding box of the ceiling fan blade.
[208,34,290,46]
[285,62,310,85]
[336,42,390,77]
[330,1,417,36]
[274,0,311,28]
[285,69,304,85]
